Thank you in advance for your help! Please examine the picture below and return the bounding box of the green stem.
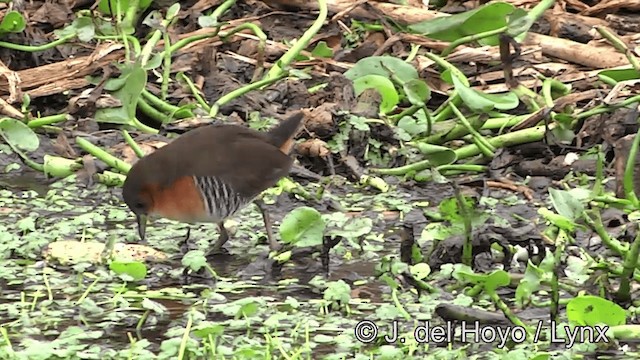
[167,31,221,55]
[137,97,168,124]
[372,123,552,175]
[0,34,76,52]
[131,116,159,134]
[122,130,145,158]
[140,30,162,66]
[442,26,507,57]
[161,31,172,100]
[437,164,486,173]
[123,0,141,31]
[177,72,210,111]
[575,95,640,120]
[263,0,327,81]
[27,114,70,128]
[622,121,640,207]
[210,0,236,20]
[449,102,495,157]
[76,137,132,174]
[617,228,640,302]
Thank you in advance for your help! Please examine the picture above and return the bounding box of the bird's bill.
[136,214,147,241]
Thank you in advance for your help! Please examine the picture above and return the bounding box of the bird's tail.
[267,111,305,154]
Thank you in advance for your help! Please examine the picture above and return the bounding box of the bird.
[122,111,305,254]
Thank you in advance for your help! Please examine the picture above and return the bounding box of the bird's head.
[122,163,155,241]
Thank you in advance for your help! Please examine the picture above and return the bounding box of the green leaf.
[537,208,576,232]
[94,63,148,125]
[0,118,39,152]
[55,17,95,42]
[408,2,516,46]
[515,261,543,307]
[598,68,640,83]
[484,270,510,292]
[403,79,431,106]
[344,56,419,84]
[566,295,626,327]
[311,41,333,58]
[280,207,325,247]
[181,250,207,272]
[410,263,431,280]
[397,116,423,137]
[17,217,36,232]
[109,260,147,281]
[548,188,586,220]
[0,11,25,34]
[323,280,351,304]
[192,324,225,339]
[506,8,534,38]
[352,75,399,114]
[412,143,457,166]
[327,217,373,241]
[452,74,519,112]
[166,3,181,19]
[198,15,219,28]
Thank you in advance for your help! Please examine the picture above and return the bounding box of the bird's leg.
[208,222,230,255]
[253,198,280,251]
[179,227,191,254]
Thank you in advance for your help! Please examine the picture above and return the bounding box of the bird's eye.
[134,201,145,210]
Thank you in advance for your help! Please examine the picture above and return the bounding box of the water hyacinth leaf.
[566,295,626,327]
[352,75,399,114]
[280,206,325,247]
[397,116,423,137]
[109,260,148,281]
[94,64,148,125]
[484,270,510,292]
[55,17,95,42]
[0,118,39,151]
[506,8,533,39]
[408,2,515,46]
[410,263,431,280]
[327,217,373,240]
[515,260,545,307]
[598,68,640,83]
[344,56,419,84]
[413,143,457,166]
[548,188,586,220]
[403,79,431,106]
[452,74,519,112]
[0,11,26,34]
